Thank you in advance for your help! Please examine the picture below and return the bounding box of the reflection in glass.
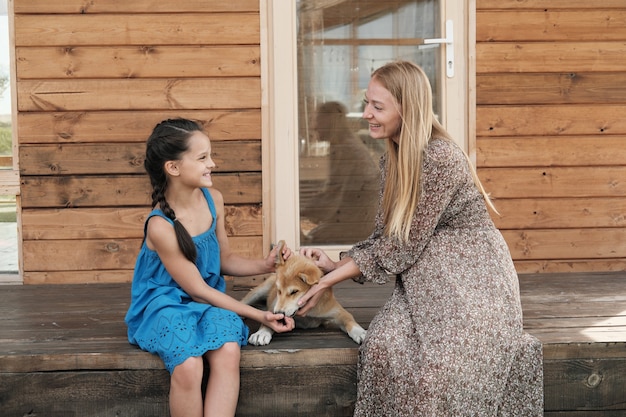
[300,101,379,244]
[0,1,17,278]
[297,0,441,246]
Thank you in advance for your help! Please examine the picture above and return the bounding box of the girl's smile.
[177,131,216,187]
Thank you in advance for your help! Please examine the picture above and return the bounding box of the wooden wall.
[13,0,264,284]
[13,0,626,283]
[475,0,626,273]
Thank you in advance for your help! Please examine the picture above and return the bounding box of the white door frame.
[261,0,474,254]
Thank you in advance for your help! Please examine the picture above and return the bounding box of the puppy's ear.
[299,265,323,285]
[273,240,286,266]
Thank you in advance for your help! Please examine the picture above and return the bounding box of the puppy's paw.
[248,327,274,346]
[348,325,367,344]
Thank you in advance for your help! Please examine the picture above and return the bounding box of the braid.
[151,183,166,210]
[157,192,175,221]
[144,118,203,263]
[159,196,197,263]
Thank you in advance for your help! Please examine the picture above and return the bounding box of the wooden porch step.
[1,272,625,416]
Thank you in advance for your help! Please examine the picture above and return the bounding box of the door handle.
[423,19,454,78]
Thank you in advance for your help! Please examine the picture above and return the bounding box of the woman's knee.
[171,356,204,390]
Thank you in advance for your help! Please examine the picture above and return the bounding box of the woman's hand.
[296,256,361,317]
[262,311,295,333]
[296,281,327,316]
[299,247,336,273]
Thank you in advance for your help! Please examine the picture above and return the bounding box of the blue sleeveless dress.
[125,188,249,373]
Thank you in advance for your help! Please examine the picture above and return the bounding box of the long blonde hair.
[373,61,496,242]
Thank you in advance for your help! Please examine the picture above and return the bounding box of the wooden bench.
[1,272,625,416]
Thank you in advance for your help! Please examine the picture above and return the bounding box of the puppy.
[241,241,366,346]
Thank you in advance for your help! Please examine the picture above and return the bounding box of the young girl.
[125,118,295,417]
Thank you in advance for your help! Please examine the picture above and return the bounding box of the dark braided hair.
[144,118,203,263]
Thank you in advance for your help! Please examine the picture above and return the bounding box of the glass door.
[265,0,467,254]
[297,0,447,246]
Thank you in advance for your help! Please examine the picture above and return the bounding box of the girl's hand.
[299,247,336,273]
[263,311,295,333]
[265,242,292,271]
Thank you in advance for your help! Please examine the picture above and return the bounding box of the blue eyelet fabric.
[125,188,249,374]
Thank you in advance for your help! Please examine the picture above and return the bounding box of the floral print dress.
[345,138,543,416]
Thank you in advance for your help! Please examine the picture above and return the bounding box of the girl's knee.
[221,341,241,357]
[171,356,204,390]
[206,342,241,370]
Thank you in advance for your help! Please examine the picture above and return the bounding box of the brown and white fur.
[241,241,366,346]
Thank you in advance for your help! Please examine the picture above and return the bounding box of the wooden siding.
[13,0,263,284]
[12,0,626,283]
[475,0,626,273]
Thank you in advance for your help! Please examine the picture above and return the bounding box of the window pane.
[0,3,10,168]
[0,194,17,276]
[297,0,441,246]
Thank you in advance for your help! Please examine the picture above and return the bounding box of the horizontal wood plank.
[477,74,626,105]
[17,110,262,143]
[477,42,626,73]
[520,272,626,297]
[477,0,626,10]
[502,229,626,260]
[22,236,263,272]
[479,167,626,198]
[532,328,626,345]
[19,141,261,175]
[223,205,263,237]
[523,303,626,319]
[0,370,170,416]
[14,0,259,14]
[476,136,626,167]
[23,238,143,271]
[20,204,262,240]
[0,169,20,195]
[477,11,626,42]
[20,175,151,208]
[14,14,259,46]
[544,412,626,417]
[544,358,626,411]
[20,173,262,207]
[18,78,261,111]
[16,45,261,79]
[24,270,134,284]
[476,105,626,136]
[21,207,148,239]
[20,143,146,175]
[237,365,356,416]
[524,317,626,331]
[490,197,626,229]
[514,259,626,275]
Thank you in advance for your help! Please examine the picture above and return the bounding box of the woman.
[297,61,543,416]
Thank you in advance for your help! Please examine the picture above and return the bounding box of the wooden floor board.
[1,272,625,415]
[1,274,625,362]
